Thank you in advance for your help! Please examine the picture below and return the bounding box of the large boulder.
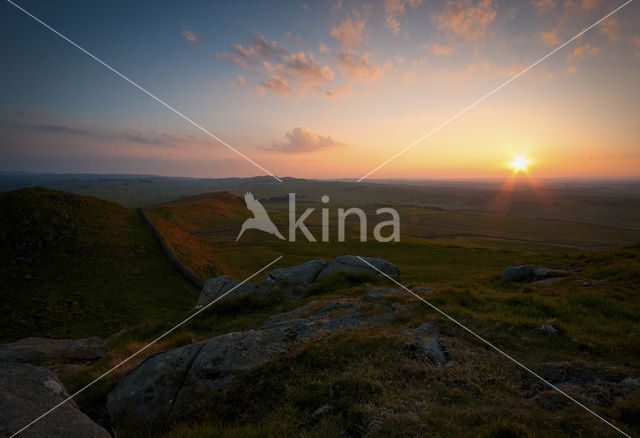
[0,362,110,438]
[501,265,571,283]
[316,255,399,281]
[0,337,108,366]
[196,275,257,308]
[108,299,402,436]
[107,342,206,438]
[261,259,328,287]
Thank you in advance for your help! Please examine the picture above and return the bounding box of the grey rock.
[501,265,571,282]
[0,337,108,366]
[196,275,256,308]
[168,328,292,422]
[405,322,447,365]
[261,259,328,287]
[364,288,404,301]
[316,255,399,281]
[107,341,205,438]
[108,298,402,434]
[0,362,110,438]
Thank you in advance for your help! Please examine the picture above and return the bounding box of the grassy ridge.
[142,191,250,279]
[0,187,198,342]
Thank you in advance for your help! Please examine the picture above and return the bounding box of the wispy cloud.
[336,51,383,81]
[540,29,561,46]
[182,28,198,43]
[270,127,346,153]
[384,0,422,35]
[531,0,556,14]
[325,84,353,98]
[2,118,201,148]
[436,0,497,42]
[432,44,454,55]
[219,35,334,98]
[567,43,599,62]
[218,35,286,70]
[599,17,619,41]
[330,16,366,48]
[581,0,603,11]
[282,52,335,83]
[261,76,291,97]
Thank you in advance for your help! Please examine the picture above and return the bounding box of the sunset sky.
[1,0,639,179]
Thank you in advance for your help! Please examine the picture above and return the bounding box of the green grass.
[1,186,639,437]
[0,187,198,342]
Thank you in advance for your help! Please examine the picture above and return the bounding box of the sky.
[1,0,639,179]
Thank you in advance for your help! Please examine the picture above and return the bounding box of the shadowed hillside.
[0,187,198,342]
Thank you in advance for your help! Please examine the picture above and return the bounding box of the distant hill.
[0,187,198,342]
[142,191,251,280]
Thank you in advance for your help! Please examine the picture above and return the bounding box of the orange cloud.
[432,44,453,55]
[599,17,619,41]
[336,51,383,81]
[261,76,291,97]
[330,16,366,48]
[437,0,497,42]
[385,0,422,35]
[220,35,334,98]
[633,35,640,57]
[182,29,198,43]
[282,52,335,83]
[218,35,286,70]
[325,84,353,98]
[581,0,603,10]
[540,29,561,46]
[271,127,346,153]
[567,43,599,62]
[531,0,556,13]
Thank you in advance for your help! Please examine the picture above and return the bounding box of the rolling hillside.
[141,191,251,280]
[0,187,198,342]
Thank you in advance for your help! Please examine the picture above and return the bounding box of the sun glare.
[509,154,530,174]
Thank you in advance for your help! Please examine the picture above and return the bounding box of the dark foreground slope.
[0,187,198,342]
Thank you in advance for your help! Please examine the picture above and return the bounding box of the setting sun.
[509,155,530,174]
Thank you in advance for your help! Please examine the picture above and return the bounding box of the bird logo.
[236,192,285,241]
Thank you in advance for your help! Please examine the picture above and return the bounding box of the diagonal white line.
[8,256,283,438]
[357,0,634,182]
[5,0,283,183]
[355,256,631,437]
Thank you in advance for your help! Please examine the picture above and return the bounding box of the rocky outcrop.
[108,290,426,437]
[107,341,206,438]
[261,259,328,287]
[0,362,110,438]
[196,275,257,308]
[196,256,400,306]
[316,255,400,281]
[0,337,108,367]
[501,265,571,283]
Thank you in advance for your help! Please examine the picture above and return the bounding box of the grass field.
[1,180,639,437]
[0,187,198,342]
